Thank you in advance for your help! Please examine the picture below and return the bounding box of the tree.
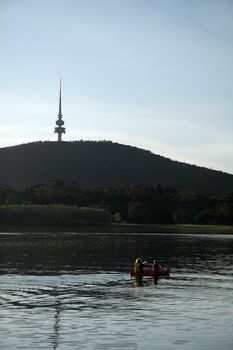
[128,202,145,223]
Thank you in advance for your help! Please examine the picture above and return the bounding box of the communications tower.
[54,79,65,141]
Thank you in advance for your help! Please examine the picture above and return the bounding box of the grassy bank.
[110,223,233,234]
[0,222,233,234]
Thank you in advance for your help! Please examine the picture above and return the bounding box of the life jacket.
[134,258,143,273]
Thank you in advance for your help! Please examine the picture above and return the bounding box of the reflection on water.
[0,233,233,349]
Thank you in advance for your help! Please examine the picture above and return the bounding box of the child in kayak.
[152,259,160,273]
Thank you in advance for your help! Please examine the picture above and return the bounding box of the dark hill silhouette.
[0,141,232,194]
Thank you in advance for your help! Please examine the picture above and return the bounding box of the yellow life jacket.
[134,258,142,273]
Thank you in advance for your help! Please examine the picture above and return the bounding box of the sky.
[0,0,233,174]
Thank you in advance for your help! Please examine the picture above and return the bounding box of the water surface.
[0,232,232,349]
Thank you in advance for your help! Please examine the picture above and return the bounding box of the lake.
[0,232,232,349]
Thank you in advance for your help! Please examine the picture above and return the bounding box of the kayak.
[130,266,170,277]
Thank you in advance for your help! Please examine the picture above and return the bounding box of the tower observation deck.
[54,79,65,142]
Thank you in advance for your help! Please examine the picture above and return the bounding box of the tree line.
[0,181,232,225]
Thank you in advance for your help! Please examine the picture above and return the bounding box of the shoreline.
[0,223,233,234]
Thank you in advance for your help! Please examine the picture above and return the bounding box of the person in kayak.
[152,259,160,273]
[134,258,143,273]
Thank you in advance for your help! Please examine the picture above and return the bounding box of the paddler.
[152,258,160,274]
[134,258,143,273]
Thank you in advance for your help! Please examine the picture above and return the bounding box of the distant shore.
[0,223,233,234]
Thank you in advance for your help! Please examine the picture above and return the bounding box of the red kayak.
[130,266,170,277]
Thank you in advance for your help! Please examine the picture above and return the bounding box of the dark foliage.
[0,204,111,225]
[0,181,232,225]
[0,141,233,194]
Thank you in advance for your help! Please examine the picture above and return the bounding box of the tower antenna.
[54,78,65,142]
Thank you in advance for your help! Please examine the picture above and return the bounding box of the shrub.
[0,205,111,226]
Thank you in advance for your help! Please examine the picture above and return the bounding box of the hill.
[0,140,232,194]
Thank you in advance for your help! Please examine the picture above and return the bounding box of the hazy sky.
[1,0,233,174]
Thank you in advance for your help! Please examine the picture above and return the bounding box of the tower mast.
[54,78,65,142]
